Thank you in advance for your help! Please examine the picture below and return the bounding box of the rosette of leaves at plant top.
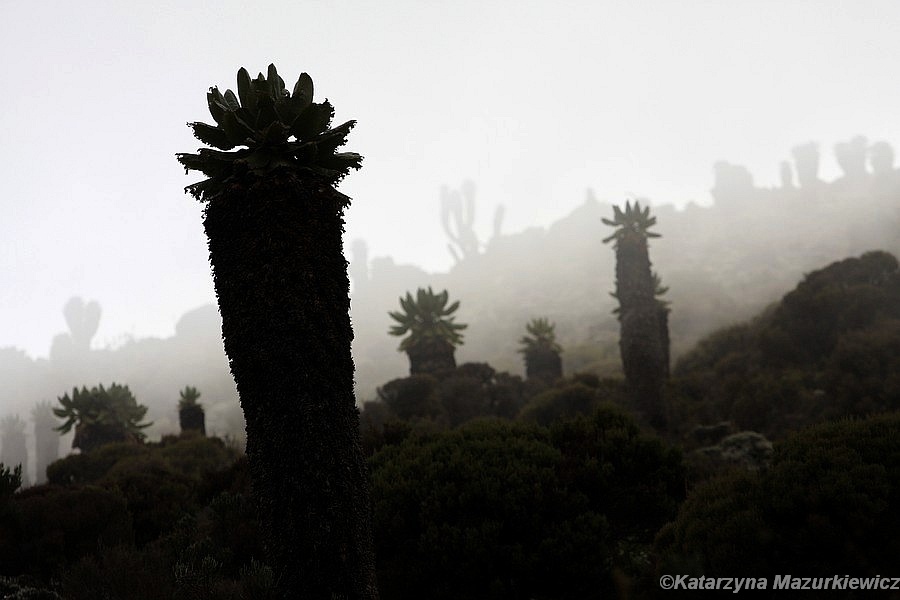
[601,200,661,245]
[176,63,362,200]
[518,317,562,355]
[388,287,467,352]
[178,386,202,410]
[53,384,152,439]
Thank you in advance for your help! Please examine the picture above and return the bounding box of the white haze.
[3,0,900,359]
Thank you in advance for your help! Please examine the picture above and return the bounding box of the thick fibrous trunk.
[203,172,378,598]
[178,405,206,436]
[615,236,666,429]
[73,423,138,453]
[407,338,456,376]
[658,306,671,379]
[524,348,563,383]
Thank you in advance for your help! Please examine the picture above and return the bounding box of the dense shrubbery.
[0,484,133,578]
[361,363,538,454]
[361,362,630,454]
[657,412,900,577]
[671,251,900,437]
[0,434,243,594]
[7,249,900,596]
[370,408,684,599]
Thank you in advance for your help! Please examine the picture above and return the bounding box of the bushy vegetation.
[0,434,240,583]
[54,384,152,452]
[670,251,900,438]
[657,412,900,577]
[4,125,900,596]
[370,409,683,599]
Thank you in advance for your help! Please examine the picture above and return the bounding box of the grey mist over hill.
[2,136,898,469]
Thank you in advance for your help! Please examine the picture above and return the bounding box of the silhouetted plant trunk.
[203,171,377,598]
[73,423,139,453]
[179,405,206,436]
[614,236,666,429]
[407,338,456,376]
[524,348,563,383]
[659,306,671,379]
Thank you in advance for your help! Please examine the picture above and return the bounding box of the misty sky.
[3,0,900,358]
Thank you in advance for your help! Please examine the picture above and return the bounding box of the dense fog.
[3,135,898,471]
[3,3,900,597]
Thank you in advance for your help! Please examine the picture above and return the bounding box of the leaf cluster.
[0,463,22,497]
[601,200,661,245]
[176,64,362,199]
[388,287,467,351]
[53,383,152,437]
[178,386,202,410]
[518,317,562,354]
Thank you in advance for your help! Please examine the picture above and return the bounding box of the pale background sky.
[2,0,899,358]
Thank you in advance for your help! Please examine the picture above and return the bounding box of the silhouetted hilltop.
[0,303,242,483]
[349,136,900,399]
[3,135,898,442]
[672,250,900,438]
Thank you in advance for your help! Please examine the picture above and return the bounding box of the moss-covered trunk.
[524,348,563,383]
[407,338,456,376]
[203,172,377,598]
[615,236,666,429]
[178,405,206,436]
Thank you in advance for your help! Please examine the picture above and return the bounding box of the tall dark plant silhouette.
[389,287,466,375]
[177,64,377,598]
[603,201,668,428]
[54,384,151,453]
[518,317,563,382]
[178,386,206,436]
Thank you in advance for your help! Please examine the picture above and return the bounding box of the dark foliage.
[0,576,62,599]
[603,202,668,429]
[364,363,530,446]
[377,374,441,421]
[370,419,608,599]
[519,318,564,383]
[61,543,175,600]
[658,412,900,578]
[389,287,467,375]
[0,463,22,498]
[178,387,206,436]
[47,442,147,486]
[23,436,239,577]
[370,411,684,599]
[518,378,626,427]
[519,383,601,426]
[53,384,152,453]
[672,251,900,438]
[0,484,133,578]
[181,64,376,598]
